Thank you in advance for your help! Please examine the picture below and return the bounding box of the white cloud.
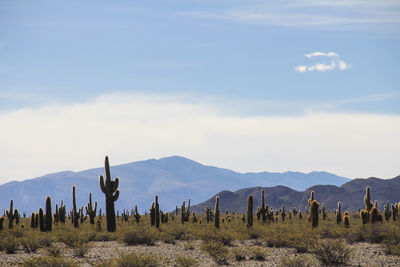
[305,52,338,58]
[0,93,399,184]
[295,52,351,72]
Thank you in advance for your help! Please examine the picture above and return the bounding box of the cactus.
[86,192,97,225]
[59,201,66,223]
[45,196,52,231]
[39,208,45,232]
[79,207,87,224]
[281,205,286,222]
[247,195,253,227]
[150,202,155,226]
[310,200,319,228]
[30,212,36,228]
[260,189,267,222]
[322,204,327,220]
[336,202,342,224]
[214,196,220,228]
[155,195,160,229]
[185,199,191,222]
[0,216,4,230]
[360,209,369,224]
[384,201,391,221]
[72,186,80,228]
[392,204,398,221]
[134,205,141,223]
[99,156,120,232]
[15,209,20,225]
[181,201,186,225]
[370,207,382,223]
[344,212,350,228]
[6,200,17,229]
[308,191,314,208]
[299,211,302,220]
[364,186,373,212]
[54,204,59,223]
[206,207,211,223]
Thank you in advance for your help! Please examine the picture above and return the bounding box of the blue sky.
[0,0,399,183]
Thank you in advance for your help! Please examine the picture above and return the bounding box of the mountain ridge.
[0,155,350,213]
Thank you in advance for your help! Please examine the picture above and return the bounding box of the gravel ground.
[1,240,399,266]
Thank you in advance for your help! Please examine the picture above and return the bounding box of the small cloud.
[295,52,351,72]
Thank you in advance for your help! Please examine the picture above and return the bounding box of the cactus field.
[1,157,400,266]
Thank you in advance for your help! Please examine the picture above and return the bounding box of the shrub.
[312,239,351,265]
[1,237,19,254]
[174,255,198,267]
[21,237,40,253]
[46,245,62,257]
[72,243,91,258]
[247,246,267,261]
[200,241,229,265]
[121,229,157,246]
[384,244,400,256]
[231,247,246,261]
[21,256,78,267]
[115,252,158,267]
[279,255,315,267]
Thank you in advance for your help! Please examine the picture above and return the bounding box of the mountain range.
[0,156,349,213]
[191,175,400,213]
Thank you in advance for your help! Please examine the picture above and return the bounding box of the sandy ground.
[1,240,399,266]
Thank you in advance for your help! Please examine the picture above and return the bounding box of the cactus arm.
[112,190,119,201]
[100,175,106,193]
[113,178,119,192]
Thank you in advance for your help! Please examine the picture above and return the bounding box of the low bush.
[312,239,351,265]
[247,246,267,261]
[20,237,40,253]
[21,256,78,267]
[72,243,91,258]
[0,237,19,254]
[200,241,229,265]
[115,252,158,267]
[174,255,198,267]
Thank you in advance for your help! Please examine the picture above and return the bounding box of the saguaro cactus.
[99,156,120,232]
[30,212,36,228]
[384,201,391,221]
[322,204,327,220]
[0,216,5,230]
[134,205,141,223]
[45,196,52,231]
[308,191,314,208]
[72,186,80,227]
[336,202,342,224]
[38,208,45,232]
[310,200,319,228]
[86,192,97,225]
[247,195,253,227]
[364,186,373,212]
[344,212,350,228]
[155,195,160,229]
[360,209,369,224]
[6,200,17,229]
[214,196,220,228]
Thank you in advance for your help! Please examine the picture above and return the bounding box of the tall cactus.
[336,202,342,224]
[310,200,319,228]
[322,204,327,220]
[38,208,45,232]
[86,192,97,224]
[181,201,186,225]
[45,196,52,231]
[150,202,155,226]
[308,191,314,208]
[72,186,80,228]
[0,216,5,230]
[364,186,373,212]
[344,212,350,228]
[247,195,253,227]
[134,205,141,223]
[59,201,66,223]
[260,189,267,222]
[6,200,17,229]
[99,156,120,232]
[384,201,391,221]
[30,212,36,228]
[214,196,220,228]
[155,195,160,229]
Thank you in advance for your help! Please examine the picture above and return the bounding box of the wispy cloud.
[0,93,399,183]
[182,0,400,30]
[295,52,351,72]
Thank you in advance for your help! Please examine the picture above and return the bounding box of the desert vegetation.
[1,157,399,266]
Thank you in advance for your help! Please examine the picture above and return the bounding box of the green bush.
[200,241,229,265]
[115,252,158,267]
[312,239,351,265]
[174,255,198,267]
[121,228,157,246]
[21,256,78,267]
[1,237,19,254]
[20,237,40,253]
[279,255,315,267]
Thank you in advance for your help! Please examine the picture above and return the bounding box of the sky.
[0,0,399,184]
